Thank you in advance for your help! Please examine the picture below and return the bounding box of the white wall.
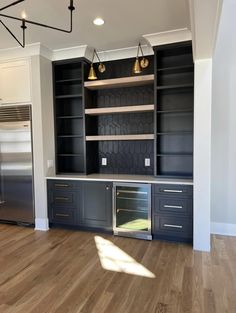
[31,55,54,230]
[193,59,212,251]
[211,0,236,236]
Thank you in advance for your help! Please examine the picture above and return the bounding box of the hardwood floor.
[0,224,236,313]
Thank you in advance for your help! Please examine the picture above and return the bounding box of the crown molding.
[96,45,154,63]
[143,28,192,47]
[0,43,42,61]
[51,45,88,61]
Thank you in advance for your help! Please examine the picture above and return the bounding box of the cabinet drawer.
[50,191,76,206]
[153,196,192,216]
[48,180,78,191]
[153,215,192,239]
[50,207,77,225]
[153,184,193,197]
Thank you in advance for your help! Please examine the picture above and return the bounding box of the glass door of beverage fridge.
[113,183,152,240]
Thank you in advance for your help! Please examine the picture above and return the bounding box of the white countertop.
[46,173,193,185]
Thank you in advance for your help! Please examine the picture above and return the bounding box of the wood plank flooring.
[0,224,236,313]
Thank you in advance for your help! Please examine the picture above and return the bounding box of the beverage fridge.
[0,105,34,225]
[113,182,152,240]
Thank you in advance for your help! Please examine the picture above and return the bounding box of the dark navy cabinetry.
[152,184,193,242]
[80,182,112,230]
[47,180,112,231]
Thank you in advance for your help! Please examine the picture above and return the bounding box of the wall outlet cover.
[102,158,107,166]
[47,159,54,168]
[145,158,150,167]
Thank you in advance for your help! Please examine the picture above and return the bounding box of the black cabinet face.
[81,182,112,229]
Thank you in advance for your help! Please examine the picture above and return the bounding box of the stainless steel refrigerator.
[0,105,34,225]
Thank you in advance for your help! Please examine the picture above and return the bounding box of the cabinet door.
[0,60,31,104]
[81,182,112,229]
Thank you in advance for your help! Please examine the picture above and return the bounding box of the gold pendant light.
[88,49,106,80]
[88,64,97,80]
[133,57,142,74]
[133,43,150,74]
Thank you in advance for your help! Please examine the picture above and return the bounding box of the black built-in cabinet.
[53,59,87,174]
[154,42,194,178]
[47,180,112,231]
[50,41,194,243]
[152,184,193,243]
[84,57,155,175]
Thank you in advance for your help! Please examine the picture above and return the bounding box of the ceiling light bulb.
[21,11,27,19]
[93,17,104,26]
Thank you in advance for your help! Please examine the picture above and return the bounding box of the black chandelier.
[0,0,75,48]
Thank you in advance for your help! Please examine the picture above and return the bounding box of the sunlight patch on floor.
[94,236,155,278]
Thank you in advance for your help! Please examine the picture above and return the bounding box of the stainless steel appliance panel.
[0,106,34,224]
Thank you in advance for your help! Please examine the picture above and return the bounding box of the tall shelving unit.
[84,57,155,175]
[53,60,86,174]
[154,42,194,178]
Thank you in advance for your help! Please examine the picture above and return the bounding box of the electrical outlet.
[145,158,150,167]
[47,159,54,168]
[102,158,107,166]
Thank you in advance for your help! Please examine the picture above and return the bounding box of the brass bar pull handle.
[55,213,70,217]
[54,183,70,188]
[55,197,70,201]
[163,189,183,193]
[163,224,183,229]
[164,205,183,209]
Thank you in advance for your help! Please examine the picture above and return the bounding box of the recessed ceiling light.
[93,17,104,26]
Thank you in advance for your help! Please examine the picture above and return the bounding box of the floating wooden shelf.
[85,104,154,115]
[84,74,154,90]
[86,134,154,141]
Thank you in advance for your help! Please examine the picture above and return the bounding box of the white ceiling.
[0,0,190,51]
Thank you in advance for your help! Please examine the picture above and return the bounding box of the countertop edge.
[45,175,194,185]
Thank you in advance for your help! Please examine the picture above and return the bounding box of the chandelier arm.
[0,0,25,12]
[0,19,25,48]
[0,0,75,33]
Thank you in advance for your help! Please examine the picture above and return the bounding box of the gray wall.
[211,0,236,227]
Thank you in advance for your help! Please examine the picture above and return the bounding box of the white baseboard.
[35,218,49,231]
[211,222,236,236]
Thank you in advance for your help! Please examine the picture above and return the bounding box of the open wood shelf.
[86,134,154,141]
[84,74,154,90]
[85,104,154,115]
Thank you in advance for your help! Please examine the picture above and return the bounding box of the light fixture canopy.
[0,0,75,48]
[88,49,106,80]
[93,17,105,26]
[133,43,150,74]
